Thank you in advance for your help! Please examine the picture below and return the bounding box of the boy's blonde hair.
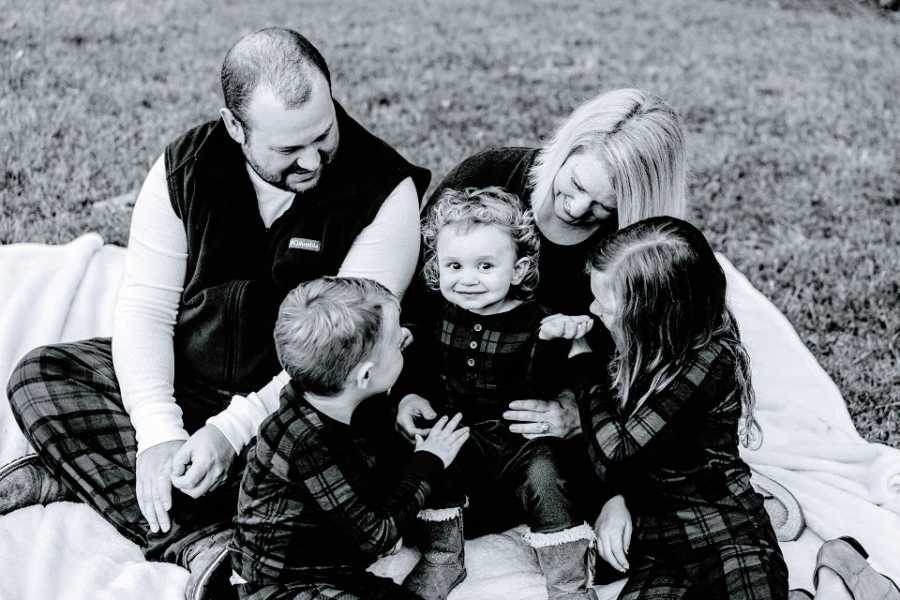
[529,88,687,229]
[274,277,398,396]
[422,186,540,301]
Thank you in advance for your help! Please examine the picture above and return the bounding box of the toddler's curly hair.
[422,186,540,301]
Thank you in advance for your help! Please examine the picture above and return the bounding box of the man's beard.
[246,149,335,194]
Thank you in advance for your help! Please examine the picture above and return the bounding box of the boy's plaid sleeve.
[290,430,442,560]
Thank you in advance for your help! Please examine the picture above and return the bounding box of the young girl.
[394,186,599,600]
[574,216,787,599]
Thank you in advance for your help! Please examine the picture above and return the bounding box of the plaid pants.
[617,531,788,600]
[6,337,241,560]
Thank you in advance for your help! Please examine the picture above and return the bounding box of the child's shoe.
[524,523,598,600]
[402,506,467,600]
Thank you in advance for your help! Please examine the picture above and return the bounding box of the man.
[1,27,429,600]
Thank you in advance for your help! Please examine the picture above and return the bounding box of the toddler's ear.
[354,361,376,390]
[511,256,532,285]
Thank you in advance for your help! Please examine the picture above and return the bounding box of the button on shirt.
[396,298,572,424]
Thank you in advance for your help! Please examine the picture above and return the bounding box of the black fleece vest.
[164,103,430,393]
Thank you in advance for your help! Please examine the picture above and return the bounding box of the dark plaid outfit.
[582,342,788,600]
[396,297,598,537]
[5,105,429,559]
[231,383,441,600]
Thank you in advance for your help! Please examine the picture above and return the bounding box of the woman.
[395,89,686,547]
[418,87,687,440]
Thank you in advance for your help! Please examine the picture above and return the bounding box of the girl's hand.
[415,413,470,468]
[503,390,582,439]
[538,314,594,340]
[594,494,632,573]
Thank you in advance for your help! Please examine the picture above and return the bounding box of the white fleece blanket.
[0,234,897,600]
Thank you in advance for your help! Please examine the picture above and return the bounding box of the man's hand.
[504,389,583,440]
[594,494,632,573]
[135,439,184,533]
[170,424,236,499]
[396,394,437,440]
[538,314,594,341]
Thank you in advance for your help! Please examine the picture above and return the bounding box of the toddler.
[396,187,598,600]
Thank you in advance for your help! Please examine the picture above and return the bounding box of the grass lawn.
[2,0,898,444]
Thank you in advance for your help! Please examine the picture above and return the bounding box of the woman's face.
[551,151,617,230]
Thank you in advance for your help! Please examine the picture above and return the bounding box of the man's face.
[239,75,339,193]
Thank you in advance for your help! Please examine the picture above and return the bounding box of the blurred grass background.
[1,0,898,444]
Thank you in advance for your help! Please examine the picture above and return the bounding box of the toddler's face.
[436,224,526,315]
[589,269,619,336]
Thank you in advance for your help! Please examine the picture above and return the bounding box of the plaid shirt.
[581,341,771,553]
[397,298,571,423]
[231,383,443,588]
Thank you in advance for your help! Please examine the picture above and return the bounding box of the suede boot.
[524,523,598,600]
[0,454,75,516]
[169,524,236,600]
[402,506,467,600]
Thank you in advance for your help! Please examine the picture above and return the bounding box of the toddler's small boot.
[525,523,599,600]
[402,506,467,600]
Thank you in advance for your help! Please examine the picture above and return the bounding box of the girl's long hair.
[588,216,762,448]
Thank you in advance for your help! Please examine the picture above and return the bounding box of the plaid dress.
[582,342,788,600]
[231,382,442,600]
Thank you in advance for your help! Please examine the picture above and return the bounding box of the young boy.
[230,277,470,600]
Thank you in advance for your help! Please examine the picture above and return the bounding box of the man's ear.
[511,256,531,286]
[354,361,375,390]
[220,108,246,145]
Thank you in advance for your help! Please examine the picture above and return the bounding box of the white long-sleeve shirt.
[114,153,421,455]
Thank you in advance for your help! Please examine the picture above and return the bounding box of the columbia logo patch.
[288,238,321,252]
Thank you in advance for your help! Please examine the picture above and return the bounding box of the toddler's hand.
[397,394,438,439]
[414,413,469,468]
[538,314,594,340]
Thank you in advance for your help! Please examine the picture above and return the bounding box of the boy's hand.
[538,314,594,340]
[414,413,469,468]
[397,394,437,439]
[594,494,632,573]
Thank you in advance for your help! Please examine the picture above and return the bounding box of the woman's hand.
[503,389,582,439]
[595,494,632,573]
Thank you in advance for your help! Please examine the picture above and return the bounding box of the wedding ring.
[540,421,550,433]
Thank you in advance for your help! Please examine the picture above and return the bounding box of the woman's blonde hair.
[529,88,687,228]
[588,217,762,449]
[422,186,540,301]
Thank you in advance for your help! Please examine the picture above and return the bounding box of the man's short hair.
[274,277,398,396]
[221,27,331,127]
